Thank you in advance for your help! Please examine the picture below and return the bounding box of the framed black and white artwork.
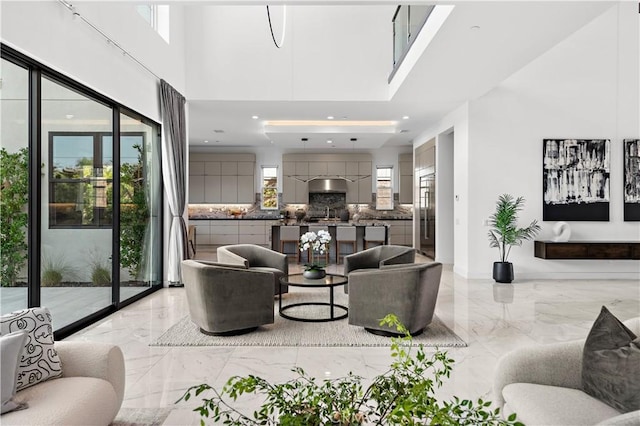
[543,139,610,221]
[624,139,640,221]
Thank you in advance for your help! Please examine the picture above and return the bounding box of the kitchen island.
[272,222,390,261]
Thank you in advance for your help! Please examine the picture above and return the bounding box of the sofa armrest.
[344,249,380,275]
[493,339,584,409]
[255,247,288,274]
[380,248,415,267]
[216,247,250,267]
[56,341,125,408]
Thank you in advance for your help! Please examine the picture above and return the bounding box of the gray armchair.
[217,244,289,295]
[343,245,416,293]
[348,262,443,336]
[493,317,640,426]
[181,260,275,335]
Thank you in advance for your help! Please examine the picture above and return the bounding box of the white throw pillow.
[0,307,62,392]
[1,330,28,413]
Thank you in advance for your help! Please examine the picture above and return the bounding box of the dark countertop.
[189,216,412,221]
[274,222,389,227]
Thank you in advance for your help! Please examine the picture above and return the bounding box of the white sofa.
[493,317,640,426]
[2,341,125,426]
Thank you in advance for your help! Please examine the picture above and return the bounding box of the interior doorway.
[419,173,436,259]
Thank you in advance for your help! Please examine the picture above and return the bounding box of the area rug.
[111,407,172,426]
[151,291,466,348]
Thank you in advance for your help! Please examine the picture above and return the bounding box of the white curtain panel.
[160,80,188,284]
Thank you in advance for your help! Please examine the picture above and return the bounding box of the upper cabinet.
[189,153,255,203]
[399,153,413,204]
[283,154,372,204]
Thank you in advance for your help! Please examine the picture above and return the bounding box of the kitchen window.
[376,166,394,210]
[261,166,278,209]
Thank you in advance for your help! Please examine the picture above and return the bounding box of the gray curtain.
[160,79,188,284]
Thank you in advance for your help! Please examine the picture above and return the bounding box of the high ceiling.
[186,1,614,151]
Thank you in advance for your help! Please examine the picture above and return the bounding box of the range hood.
[308,178,348,193]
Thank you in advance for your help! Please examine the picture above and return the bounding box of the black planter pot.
[493,262,514,283]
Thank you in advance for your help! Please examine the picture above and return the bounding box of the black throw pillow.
[582,306,640,413]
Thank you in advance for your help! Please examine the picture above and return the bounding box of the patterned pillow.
[0,307,62,391]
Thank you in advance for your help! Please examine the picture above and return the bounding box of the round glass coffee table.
[279,273,348,322]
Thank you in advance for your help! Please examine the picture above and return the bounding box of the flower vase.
[303,268,326,280]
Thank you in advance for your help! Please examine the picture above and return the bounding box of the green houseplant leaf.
[488,194,541,262]
[0,148,29,286]
[178,314,521,425]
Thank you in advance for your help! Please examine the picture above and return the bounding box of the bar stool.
[336,226,356,264]
[187,225,197,258]
[307,225,331,265]
[280,226,301,262]
[364,226,386,249]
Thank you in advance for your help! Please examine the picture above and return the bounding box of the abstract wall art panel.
[624,139,640,221]
[543,139,610,221]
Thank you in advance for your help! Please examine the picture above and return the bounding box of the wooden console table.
[534,241,640,260]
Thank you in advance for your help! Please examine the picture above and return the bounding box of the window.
[49,132,144,228]
[376,166,394,210]
[136,5,170,43]
[261,166,278,209]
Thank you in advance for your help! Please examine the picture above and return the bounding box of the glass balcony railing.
[391,5,435,76]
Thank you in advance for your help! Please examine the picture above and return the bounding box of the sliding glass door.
[0,58,30,314]
[40,76,114,330]
[118,111,162,299]
[1,45,163,336]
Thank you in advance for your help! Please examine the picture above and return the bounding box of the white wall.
[466,3,639,279]
[184,5,393,101]
[414,103,470,276]
[1,1,187,121]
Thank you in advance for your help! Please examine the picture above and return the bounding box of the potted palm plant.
[488,194,541,283]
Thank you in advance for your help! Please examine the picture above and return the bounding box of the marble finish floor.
[67,248,640,425]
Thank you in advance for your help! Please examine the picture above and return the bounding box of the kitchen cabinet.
[308,162,327,176]
[389,220,413,246]
[237,162,254,175]
[189,176,205,203]
[190,161,205,175]
[204,161,221,175]
[399,153,413,204]
[281,154,374,204]
[283,161,308,203]
[191,220,277,247]
[327,162,345,176]
[188,154,255,204]
[204,176,221,202]
[221,176,238,202]
[358,162,372,203]
[221,162,237,175]
[237,175,254,203]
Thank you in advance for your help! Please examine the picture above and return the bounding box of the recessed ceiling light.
[402,116,410,120]
[326,140,333,144]
[251,115,259,119]
[327,116,334,120]
[65,114,74,119]
[204,140,209,143]
[266,120,395,127]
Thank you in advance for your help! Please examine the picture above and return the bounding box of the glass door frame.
[1,44,164,340]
